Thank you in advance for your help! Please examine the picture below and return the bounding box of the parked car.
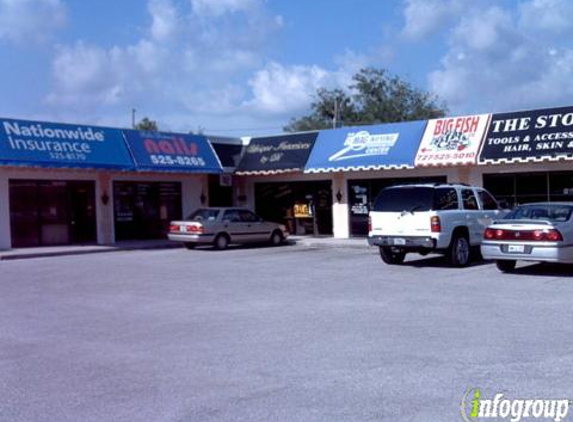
[481,202,573,272]
[168,207,288,250]
[368,183,503,267]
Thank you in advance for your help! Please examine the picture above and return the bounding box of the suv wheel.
[496,260,516,273]
[379,247,406,265]
[448,234,470,267]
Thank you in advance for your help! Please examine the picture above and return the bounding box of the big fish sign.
[415,114,491,167]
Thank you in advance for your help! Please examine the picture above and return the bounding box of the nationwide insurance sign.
[0,118,134,170]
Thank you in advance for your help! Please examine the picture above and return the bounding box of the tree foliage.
[134,117,159,131]
[284,68,447,132]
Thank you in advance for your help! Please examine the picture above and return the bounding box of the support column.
[331,172,350,238]
[97,173,114,244]
[0,172,11,249]
[182,175,205,217]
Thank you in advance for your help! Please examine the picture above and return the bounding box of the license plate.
[180,226,187,232]
[507,244,525,253]
[394,238,406,245]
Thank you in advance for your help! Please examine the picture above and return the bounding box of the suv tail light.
[430,216,441,233]
[368,216,372,233]
[484,228,563,241]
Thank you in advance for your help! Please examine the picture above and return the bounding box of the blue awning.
[304,121,427,173]
[123,130,223,173]
[0,118,135,170]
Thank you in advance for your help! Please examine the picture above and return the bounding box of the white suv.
[367,183,502,267]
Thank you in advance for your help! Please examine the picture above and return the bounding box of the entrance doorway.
[113,181,182,241]
[254,181,333,235]
[9,180,97,247]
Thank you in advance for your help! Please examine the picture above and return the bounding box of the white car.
[368,183,503,266]
[168,207,288,250]
[481,202,573,272]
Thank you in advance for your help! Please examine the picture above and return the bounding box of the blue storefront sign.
[305,121,427,172]
[0,118,135,169]
[123,130,223,173]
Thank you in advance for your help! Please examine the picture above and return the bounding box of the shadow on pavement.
[182,241,297,252]
[509,262,573,277]
[400,254,493,269]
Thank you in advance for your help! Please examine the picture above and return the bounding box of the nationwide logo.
[460,388,571,422]
[328,130,399,162]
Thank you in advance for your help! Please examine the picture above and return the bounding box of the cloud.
[0,0,66,44]
[245,62,330,114]
[402,0,573,114]
[148,0,178,41]
[190,0,262,17]
[44,0,285,130]
[402,0,466,40]
[243,52,367,116]
[41,0,362,134]
[518,0,573,35]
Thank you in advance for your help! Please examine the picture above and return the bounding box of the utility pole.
[332,97,338,129]
[131,108,136,129]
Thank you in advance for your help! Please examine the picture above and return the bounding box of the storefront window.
[254,181,332,235]
[9,180,96,247]
[549,173,573,202]
[113,181,182,241]
[483,172,573,208]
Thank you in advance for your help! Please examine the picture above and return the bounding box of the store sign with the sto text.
[479,106,573,163]
[415,114,490,166]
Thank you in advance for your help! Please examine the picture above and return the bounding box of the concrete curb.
[0,238,372,260]
[294,241,372,250]
[0,243,181,261]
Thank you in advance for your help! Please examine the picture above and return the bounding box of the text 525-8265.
[150,155,206,167]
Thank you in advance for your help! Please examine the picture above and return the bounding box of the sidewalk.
[289,235,371,250]
[0,236,372,260]
[0,240,180,261]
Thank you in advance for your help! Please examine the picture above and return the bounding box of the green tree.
[134,117,159,131]
[284,68,447,132]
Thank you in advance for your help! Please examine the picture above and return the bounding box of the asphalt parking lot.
[2,244,573,422]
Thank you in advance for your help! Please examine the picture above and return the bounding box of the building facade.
[2,104,573,249]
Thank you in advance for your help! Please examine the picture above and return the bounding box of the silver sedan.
[168,207,288,250]
[481,202,573,272]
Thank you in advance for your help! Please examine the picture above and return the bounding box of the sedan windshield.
[503,204,573,223]
[187,209,220,221]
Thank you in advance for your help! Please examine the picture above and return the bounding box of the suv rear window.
[372,187,459,212]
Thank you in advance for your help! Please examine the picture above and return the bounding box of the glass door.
[68,182,96,244]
